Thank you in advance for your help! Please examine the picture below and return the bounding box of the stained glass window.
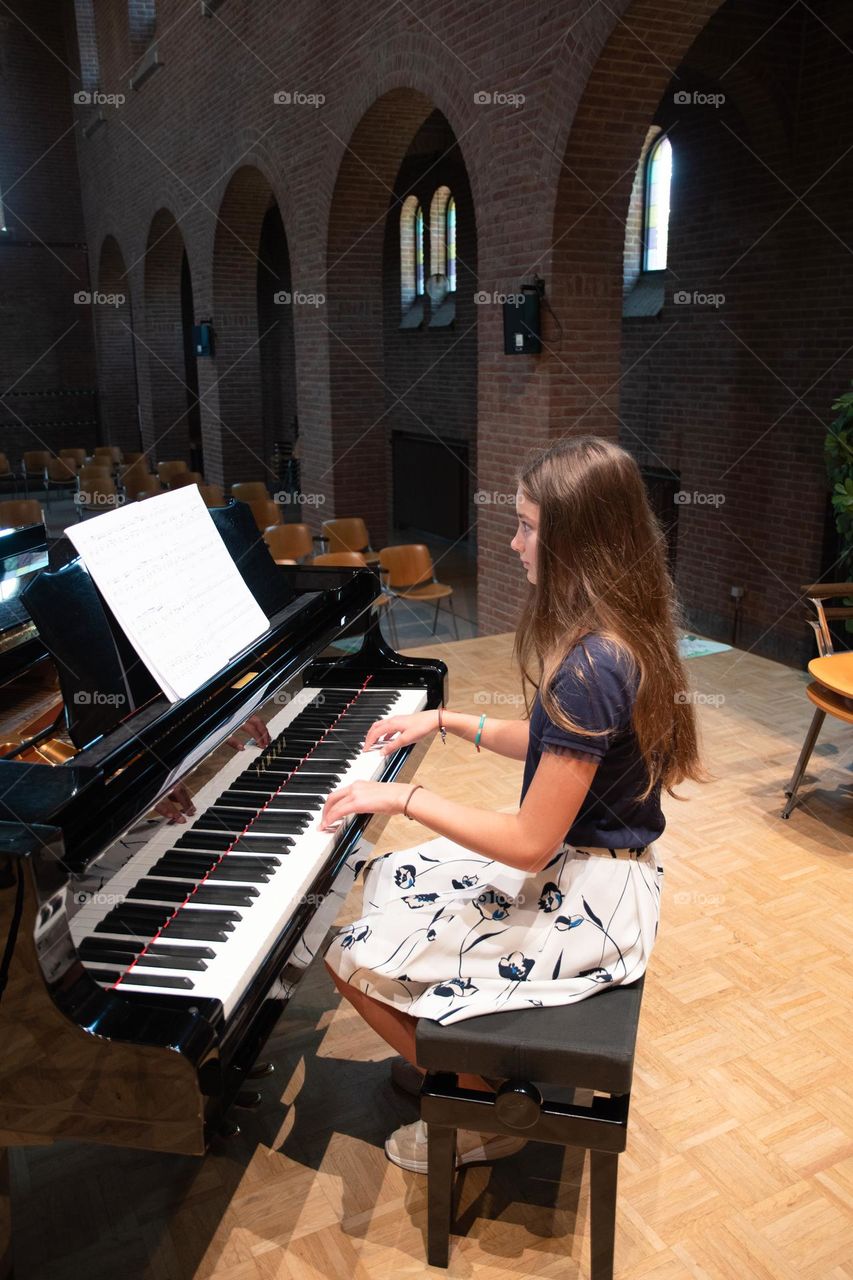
[643,135,672,272]
[446,196,456,292]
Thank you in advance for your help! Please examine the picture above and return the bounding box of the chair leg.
[432,597,440,635]
[589,1149,619,1280]
[782,707,825,818]
[448,594,460,640]
[426,1122,456,1268]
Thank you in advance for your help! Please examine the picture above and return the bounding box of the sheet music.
[66,486,270,702]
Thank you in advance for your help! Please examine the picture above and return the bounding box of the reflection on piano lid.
[0,498,448,1274]
[0,522,49,686]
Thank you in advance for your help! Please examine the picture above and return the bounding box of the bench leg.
[427,1123,456,1268]
[589,1149,618,1280]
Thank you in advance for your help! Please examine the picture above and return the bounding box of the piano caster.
[247,1061,275,1079]
[234,1090,263,1110]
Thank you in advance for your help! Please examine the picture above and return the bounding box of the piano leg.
[0,1147,11,1280]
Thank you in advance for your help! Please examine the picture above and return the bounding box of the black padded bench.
[415,974,645,1277]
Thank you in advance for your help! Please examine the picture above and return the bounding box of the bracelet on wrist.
[403,783,423,820]
[474,712,486,752]
[437,704,447,745]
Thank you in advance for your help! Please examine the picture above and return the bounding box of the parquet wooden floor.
[9,632,853,1279]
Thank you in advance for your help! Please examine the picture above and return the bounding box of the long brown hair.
[512,436,708,801]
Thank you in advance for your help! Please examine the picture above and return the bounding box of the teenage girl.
[319,436,705,1171]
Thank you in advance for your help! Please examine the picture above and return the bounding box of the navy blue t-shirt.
[519,633,665,847]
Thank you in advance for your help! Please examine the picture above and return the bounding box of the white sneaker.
[384,1117,527,1173]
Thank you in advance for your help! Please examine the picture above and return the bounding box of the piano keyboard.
[69,682,427,1018]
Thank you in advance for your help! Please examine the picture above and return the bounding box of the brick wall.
[620,0,853,665]
[0,0,96,466]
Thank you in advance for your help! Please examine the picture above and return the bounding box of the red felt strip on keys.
[109,675,375,989]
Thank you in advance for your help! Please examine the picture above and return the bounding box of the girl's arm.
[442,709,530,761]
[320,749,599,874]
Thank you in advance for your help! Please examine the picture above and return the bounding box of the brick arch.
[209,165,294,488]
[94,235,139,453]
[324,88,478,545]
[545,0,726,436]
[142,207,195,464]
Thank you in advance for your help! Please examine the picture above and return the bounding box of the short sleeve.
[539,638,637,762]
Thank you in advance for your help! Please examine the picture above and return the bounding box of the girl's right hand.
[362,709,440,756]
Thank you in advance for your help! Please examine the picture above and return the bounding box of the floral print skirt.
[325,836,664,1024]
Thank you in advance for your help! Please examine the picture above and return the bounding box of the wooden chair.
[93,445,122,467]
[378,543,459,638]
[198,483,225,507]
[783,583,853,818]
[59,448,87,467]
[322,517,379,565]
[77,477,118,516]
[133,479,165,501]
[78,466,112,489]
[417,977,646,1277]
[169,470,204,490]
[0,499,43,529]
[45,456,78,501]
[250,499,282,532]
[0,453,16,492]
[263,523,313,563]
[122,451,147,466]
[157,460,190,487]
[123,469,159,500]
[231,481,269,504]
[313,551,397,642]
[22,451,50,493]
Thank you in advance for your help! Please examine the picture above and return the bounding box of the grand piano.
[0,500,447,1277]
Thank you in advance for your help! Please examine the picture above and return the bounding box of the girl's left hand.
[319,780,416,832]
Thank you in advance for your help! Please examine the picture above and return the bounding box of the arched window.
[429,186,457,298]
[74,0,101,92]
[400,196,425,309]
[643,135,672,272]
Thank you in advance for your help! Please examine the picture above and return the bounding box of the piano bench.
[414,974,645,1278]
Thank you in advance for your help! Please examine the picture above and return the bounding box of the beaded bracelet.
[437,704,447,745]
[474,712,486,752]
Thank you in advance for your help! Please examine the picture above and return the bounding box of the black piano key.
[173,830,294,853]
[118,972,195,990]
[133,952,208,972]
[161,922,232,942]
[151,858,271,885]
[129,879,259,908]
[191,884,257,907]
[80,945,139,966]
[127,879,195,901]
[147,942,216,959]
[159,850,280,870]
[228,835,295,854]
[229,774,341,794]
[79,936,144,958]
[90,970,120,984]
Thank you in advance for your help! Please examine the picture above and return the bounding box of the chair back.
[378,543,434,588]
[23,451,50,475]
[802,583,853,657]
[78,478,118,510]
[47,457,76,482]
[124,470,160,500]
[231,481,269,504]
[122,451,147,466]
[94,446,122,465]
[0,499,43,528]
[323,517,371,555]
[198,483,225,507]
[0,453,11,476]
[157,459,190,486]
[59,448,87,466]
[313,551,368,568]
[79,465,112,486]
[264,523,313,561]
[249,499,282,532]
[169,470,204,490]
